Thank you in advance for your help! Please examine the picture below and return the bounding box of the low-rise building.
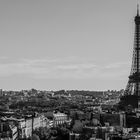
[0,113,48,139]
[53,112,70,126]
[0,120,18,140]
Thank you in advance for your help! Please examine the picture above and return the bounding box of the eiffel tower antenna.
[137,4,139,16]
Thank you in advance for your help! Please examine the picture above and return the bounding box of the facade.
[0,114,47,139]
[53,112,70,126]
[25,117,33,138]
[0,121,18,140]
[47,120,53,128]
[18,118,26,139]
[69,133,80,140]
[10,125,18,140]
[25,114,47,138]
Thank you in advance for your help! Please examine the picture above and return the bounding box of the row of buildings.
[0,111,71,140]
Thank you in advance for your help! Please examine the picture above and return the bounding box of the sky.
[0,0,139,91]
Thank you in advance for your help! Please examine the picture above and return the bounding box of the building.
[0,114,48,139]
[69,133,80,140]
[53,112,70,126]
[0,119,18,140]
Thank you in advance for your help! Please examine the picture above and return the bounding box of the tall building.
[120,5,140,108]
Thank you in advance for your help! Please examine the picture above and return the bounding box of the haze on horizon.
[0,0,138,91]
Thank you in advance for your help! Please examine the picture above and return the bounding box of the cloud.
[0,57,130,80]
[104,62,130,69]
[0,63,48,77]
[56,63,97,70]
[0,56,8,60]
[98,62,130,79]
[22,56,84,64]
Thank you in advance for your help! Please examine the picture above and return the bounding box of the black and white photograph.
[0,0,140,140]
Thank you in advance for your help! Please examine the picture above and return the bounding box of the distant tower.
[120,5,140,108]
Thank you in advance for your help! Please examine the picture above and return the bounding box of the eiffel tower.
[120,5,140,108]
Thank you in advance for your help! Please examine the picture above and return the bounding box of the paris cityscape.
[1,1,140,140]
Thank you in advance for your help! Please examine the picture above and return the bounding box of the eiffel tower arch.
[120,5,140,108]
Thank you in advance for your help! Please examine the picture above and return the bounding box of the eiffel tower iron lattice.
[120,5,140,108]
[125,5,140,96]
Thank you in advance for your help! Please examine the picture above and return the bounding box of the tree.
[72,120,83,133]
[31,134,40,140]
[33,127,52,140]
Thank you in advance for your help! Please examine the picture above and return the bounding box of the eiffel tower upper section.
[125,5,140,96]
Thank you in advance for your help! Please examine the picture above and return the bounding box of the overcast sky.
[0,0,139,91]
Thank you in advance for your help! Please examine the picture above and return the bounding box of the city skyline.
[0,0,138,91]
